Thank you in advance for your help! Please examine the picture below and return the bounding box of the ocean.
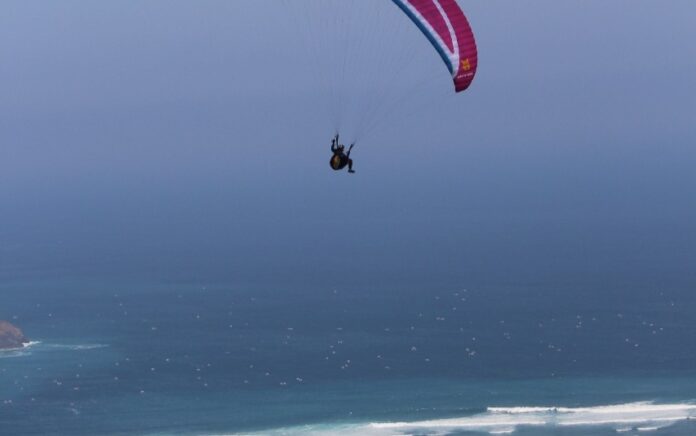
[2,277,696,435]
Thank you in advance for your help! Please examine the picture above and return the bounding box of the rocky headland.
[0,321,28,350]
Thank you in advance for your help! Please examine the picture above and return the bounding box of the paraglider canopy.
[392,0,478,92]
[282,0,478,141]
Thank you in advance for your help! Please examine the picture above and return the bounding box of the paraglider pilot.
[330,133,355,173]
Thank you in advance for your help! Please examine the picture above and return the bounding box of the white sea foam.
[45,343,108,351]
[0,340,41,357]
[1,342,107,358]
[369,402,696,434]
[224,401,696,435]
[0,340,40,353]
[0,350,30,359]
[22,340,42,348]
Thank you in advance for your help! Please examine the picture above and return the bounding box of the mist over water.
[3,1,696,290]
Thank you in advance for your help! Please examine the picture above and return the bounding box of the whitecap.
[226,401,696,436]
[370,402,696,434]
[44,343,108,351]
[22,340,42,348]
[1,342,108,357]
[0,350,30,359]
[489,429,515,435]
[0,340,40,353]
[0,341,41,357]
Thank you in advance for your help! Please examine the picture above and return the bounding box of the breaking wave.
[0,340,41,358]
[0,350,30,359]
[0,341,107,358]
[44,343,108,351]
[227,401,696,435]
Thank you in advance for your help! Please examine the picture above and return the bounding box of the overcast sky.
[1,1,695,287]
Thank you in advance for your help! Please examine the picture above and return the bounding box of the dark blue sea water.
[3,278,696,435]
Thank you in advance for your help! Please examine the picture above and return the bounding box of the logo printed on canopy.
[392,0,478,92]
